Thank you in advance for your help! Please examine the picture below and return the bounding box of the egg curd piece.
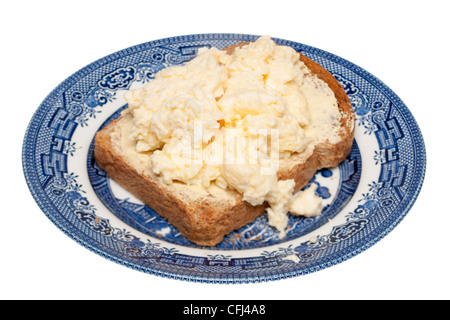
[124,35,340,238]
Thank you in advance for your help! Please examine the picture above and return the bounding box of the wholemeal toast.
[94,40,355,246]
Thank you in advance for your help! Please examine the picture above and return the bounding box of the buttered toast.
[94,39,355,246]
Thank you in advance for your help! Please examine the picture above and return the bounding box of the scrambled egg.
[124,36,339,237]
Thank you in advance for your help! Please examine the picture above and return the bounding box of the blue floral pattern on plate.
[22,34,426,283]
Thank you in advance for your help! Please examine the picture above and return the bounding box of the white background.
[1,0,448,300]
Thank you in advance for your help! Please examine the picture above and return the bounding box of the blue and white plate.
[22,34,426,283]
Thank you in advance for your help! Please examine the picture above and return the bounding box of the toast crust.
[94,42,355,246]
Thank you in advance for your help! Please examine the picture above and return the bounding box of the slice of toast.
[94,42,355,246]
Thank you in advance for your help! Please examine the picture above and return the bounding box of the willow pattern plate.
[22,34,426,283]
